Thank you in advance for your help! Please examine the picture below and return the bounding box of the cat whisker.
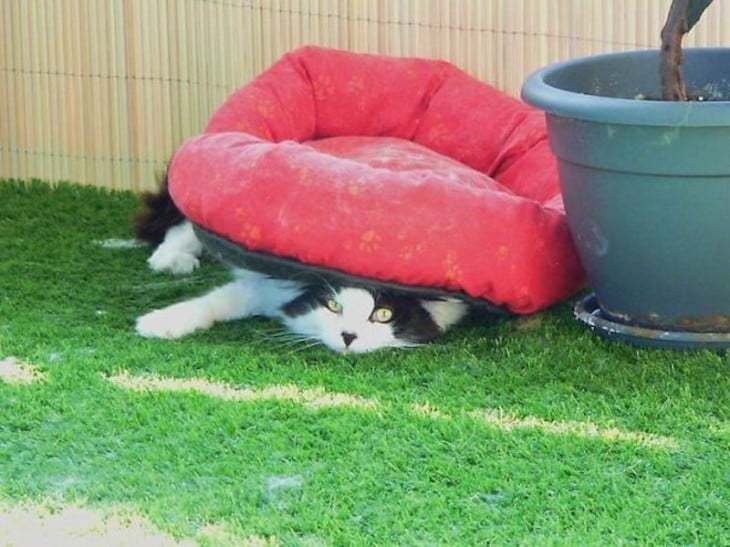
[278,340,323,354]
[267,328,311,341]
[266,331,302,340]
[274,338,308,348]
[277,334,316,346]
[272,330,322,351]
[289,341,323,353]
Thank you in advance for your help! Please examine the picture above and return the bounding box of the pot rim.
[521,47,730,127]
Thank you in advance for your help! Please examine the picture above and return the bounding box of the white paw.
[147,248,200,275]
[135,304,211,339]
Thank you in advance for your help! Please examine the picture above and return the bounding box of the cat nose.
[341,331,357,348]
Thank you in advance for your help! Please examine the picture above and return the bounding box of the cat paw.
[147,248,200,275]
[135,305,210,338]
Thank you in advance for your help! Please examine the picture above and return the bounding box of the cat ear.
[419,299,468,331]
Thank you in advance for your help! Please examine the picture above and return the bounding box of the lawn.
[0,180,727,545]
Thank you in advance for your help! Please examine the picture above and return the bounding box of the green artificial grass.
[0,179,728,545]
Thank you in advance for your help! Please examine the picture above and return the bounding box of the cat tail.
[134,168,186,246]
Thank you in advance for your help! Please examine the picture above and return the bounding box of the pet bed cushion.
[168,46,585,314]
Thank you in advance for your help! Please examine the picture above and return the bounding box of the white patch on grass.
[93,238,145,249]
[106,372,379,411]
[412,403,679,449]
[266,475,304,491]
[0,500,280,546]
[411,402,451,420]
[0,500,195,547]
[0,357,45,385]
[263,475,305,510]
[468,408,679,448]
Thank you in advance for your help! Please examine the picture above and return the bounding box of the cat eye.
[371,307,394,323]
[326,298,343,314]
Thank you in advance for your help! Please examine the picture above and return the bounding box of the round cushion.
[168,46,585,314]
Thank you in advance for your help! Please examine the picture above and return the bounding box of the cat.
[133,173,469,353]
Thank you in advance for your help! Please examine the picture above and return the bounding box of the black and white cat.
[134,176,468,353]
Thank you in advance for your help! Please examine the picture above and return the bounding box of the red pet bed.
[168,46,585,314]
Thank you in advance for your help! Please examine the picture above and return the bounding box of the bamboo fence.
[1,0,728,191]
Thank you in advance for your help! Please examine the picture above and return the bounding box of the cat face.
[280,286,467,353]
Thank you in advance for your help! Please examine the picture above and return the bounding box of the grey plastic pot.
[522,48,730,347]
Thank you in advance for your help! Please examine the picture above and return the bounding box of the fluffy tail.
[134,169,186,245]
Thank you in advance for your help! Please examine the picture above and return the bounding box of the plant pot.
[522,48,730,349]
